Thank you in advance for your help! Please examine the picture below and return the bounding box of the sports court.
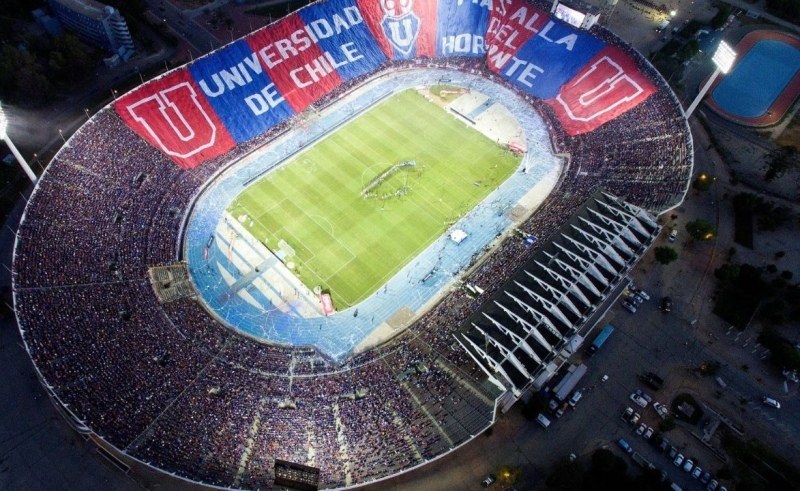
[184,69,563,360]
[707,30,800,126]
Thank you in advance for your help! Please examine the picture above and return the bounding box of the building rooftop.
[51,0,112,21]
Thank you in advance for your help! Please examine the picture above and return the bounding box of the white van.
[537,413,551,428]
[762,396,781,409]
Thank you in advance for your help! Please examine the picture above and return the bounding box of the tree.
[679,39,701,60]
[586,449,629,491]
[710,5,731,29]
[758,205,791,231]
[699,360,721,376]
[715,263,740,283]
[763,146,799,182]
[658,417,676,432]
[654,246,678,264]
[42,33,95,87]
[685,219,715,241]
[733,192,760,213]
[546,458,583,491]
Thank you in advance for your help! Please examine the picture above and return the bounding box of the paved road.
[145,0,225,52]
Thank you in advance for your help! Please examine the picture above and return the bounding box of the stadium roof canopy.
[456,190,659,402]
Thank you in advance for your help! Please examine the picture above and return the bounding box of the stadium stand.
[12,0,692,488]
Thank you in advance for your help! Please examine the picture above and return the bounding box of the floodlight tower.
[0,104,37,184]
[685,40,736,118]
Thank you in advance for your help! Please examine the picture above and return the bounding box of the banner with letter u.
[114,0,660,169]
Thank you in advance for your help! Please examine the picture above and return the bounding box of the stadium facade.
[47,0,135,54]
[457,190,659,408]
[12,0,693,488]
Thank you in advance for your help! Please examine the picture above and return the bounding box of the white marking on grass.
[308,214,335,237]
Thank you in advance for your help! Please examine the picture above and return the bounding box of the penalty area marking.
[307,214,335,237]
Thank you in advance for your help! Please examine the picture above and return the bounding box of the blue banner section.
[298,0,388,81]
[436,0,490,57]
[188,40,294,143]
[501,20,605,99]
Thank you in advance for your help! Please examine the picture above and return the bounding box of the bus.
[588,324,615,355]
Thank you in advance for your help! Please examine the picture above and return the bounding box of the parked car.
[618,438,633,454]
[673,453,684,466]
[482,474,496,487]
[636,423,646,435]
[630,393,648,408]
[630,412,641,425]
[643,426,654,440]
[660,296,672,313]
[683,459,694,473]
[635,389,653,403]
[635,289,650,300]
[659,437,670,452]
[707,479,718,491]
[622,300,637,313]
[668,446,678,459]
[700,471,711,484]
[640,372,664,391]
[669,227,678,242]
[692,466,703,479]
[762,396,781,409]
[622,407,634,421]
[629,293,643,305]
[653,401,669,418]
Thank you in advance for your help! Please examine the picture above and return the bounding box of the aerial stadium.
[11,0,692,489]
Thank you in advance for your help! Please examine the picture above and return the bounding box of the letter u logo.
[381,13,420,56]
[126,83,217,160]
[555,57,644,122]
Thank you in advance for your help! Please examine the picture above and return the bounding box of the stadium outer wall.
[9,3,691,487]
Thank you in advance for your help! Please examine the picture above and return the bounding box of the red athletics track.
[704,30,800,127]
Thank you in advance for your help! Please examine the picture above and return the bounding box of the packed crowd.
[13,19,691,490]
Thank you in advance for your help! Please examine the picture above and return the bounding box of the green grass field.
[229,89,520,308]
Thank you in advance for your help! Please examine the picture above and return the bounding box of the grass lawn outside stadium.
[229,89,521,308]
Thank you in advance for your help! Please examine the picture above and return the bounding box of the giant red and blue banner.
[114,0,660,169]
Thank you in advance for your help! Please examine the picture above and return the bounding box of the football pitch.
[229,89,520,308]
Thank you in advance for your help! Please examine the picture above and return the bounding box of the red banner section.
[356,0,438,59]
[112,1,664,167]
[246,14,345,112]
[485,0,549,72]
[114,70,236,170]
[547,46,657,135]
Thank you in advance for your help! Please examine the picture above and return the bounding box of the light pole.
[33,153,44,172]
[685,40,736,118]
[0,104,37,183]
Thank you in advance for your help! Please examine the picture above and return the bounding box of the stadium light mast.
[0,103,37,184]
[685,40,736,118]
